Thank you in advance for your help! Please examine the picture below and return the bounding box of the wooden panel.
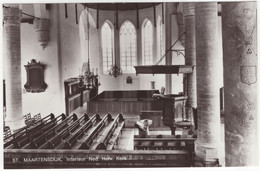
[88,90,162,115]
[134,65,194,75]
[88,101,161,115]
[64,78,98,115]
[92,90,159,100]
[83,90,90,104]
[68,94,81,114]
[140,111,164,128]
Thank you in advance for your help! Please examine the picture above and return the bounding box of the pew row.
[4,113,55,143]
[39,114,89,149]
[63,114,101,149]
[4,113,63,149]
[78,114,112,149]
[96,114,125,150]
[22,113,78,149]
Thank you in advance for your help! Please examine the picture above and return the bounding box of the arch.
[157,15,165,64]
[101,20,114,74]
[119,20,137,73]
[79,9,97,63]
[142,18,153,65]
[79,9,96,40]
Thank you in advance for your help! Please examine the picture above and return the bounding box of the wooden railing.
[134,135,196,153]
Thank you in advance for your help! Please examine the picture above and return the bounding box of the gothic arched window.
[101,21,114,74]
[120,20,137,73]
[142,19,153,65]
[157,16,165,65]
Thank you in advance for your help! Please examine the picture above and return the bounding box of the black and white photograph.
[1,0,259,170]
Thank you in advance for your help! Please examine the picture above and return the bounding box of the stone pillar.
[194,2,221,166]
[177,3,185,47]
[165,3,172,94]
[222,2,257,166]
[3,5,24,131]
[183,3,197,121]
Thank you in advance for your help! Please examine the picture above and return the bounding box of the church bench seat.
[78,114,112,149]
[106,120,125,150]
[4,113,61,149]
[45,114,90,149]
[22,114,78,149]
[63,114,100,149]
[96,114,124,150]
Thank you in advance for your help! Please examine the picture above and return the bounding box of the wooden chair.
[33,113,41,123]
[4,126,11,139]
[24,113,32,126]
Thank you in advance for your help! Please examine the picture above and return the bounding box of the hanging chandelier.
[108,9,122,78]
[109,64,122,78]
[81,61,96,90]
[79,7,99,90]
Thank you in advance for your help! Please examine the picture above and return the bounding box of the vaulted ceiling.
[83,3,161,11]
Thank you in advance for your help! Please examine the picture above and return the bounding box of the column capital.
[3,6,22,25]
[183,2,195,17]
[34,18,50,31]
[34,19,50,50]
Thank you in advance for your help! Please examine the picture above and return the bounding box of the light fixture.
[109,9,122,78]
[109,64,122,78]
[79,7,98,90]
[81,60,96,90]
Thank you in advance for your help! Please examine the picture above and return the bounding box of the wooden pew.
[105,120,125,150]
[134,135,196,153]
[4,113,55,142]
[63,114,101,149]
[22,113,78,149]
[13,114,66,149]
[4,113,58,149]
[96,114,125,150]
[39,114,89,149]
[78,114,112,149]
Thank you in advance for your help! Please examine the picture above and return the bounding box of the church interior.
[2,1,258,169]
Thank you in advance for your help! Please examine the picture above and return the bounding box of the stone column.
[3,5,24,131]
[194,2,221,166]
[222,2,257,166]
[165,2,172,94]
[183,3,197,121]
[177,3,185,47]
